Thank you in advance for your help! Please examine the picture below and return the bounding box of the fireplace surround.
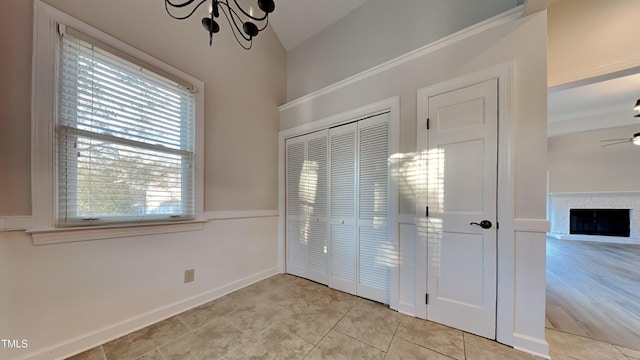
[548,192,640,244]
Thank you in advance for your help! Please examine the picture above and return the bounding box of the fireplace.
[570,209,630,237]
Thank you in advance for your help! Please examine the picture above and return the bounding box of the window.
[57,27,195,226]
[31,2,204,242]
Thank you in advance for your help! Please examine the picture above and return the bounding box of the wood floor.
[546,237,640,351]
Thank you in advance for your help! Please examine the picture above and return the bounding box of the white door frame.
[416,62,516,345]
[278,96,400,310]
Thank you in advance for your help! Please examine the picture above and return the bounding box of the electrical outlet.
[184,269,195,283]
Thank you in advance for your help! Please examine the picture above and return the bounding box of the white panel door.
[357,114,390,303]
[426,79,498,339]
[306,130,329,285]
[286,136,307,278]
[329,122,358,295]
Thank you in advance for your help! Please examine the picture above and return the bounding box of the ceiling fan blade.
[600,140,631,147]
[600,138,631,142]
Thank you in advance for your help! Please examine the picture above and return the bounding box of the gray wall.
[286,0,520,101]
[548,126,640,193]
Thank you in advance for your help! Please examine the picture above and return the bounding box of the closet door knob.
[341,219,345,224]
[470,220,492,229]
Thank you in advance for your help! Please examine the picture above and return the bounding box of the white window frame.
[30,1,205,245]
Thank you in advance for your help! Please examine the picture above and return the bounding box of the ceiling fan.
[599,99,640,147]
[600,132,640,147]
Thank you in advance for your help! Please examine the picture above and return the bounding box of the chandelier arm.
[231,0,268,21]
[165,0,200,8]
[165,0,210,20]
[219,3,253,42]
[219,5,253,49]
[257,17,269,32]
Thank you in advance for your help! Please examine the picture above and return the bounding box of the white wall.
[2,218,278,360]
[285,0,520,101]
[548,126,640,193]
[280,7,549,358]
[0,0,285,358]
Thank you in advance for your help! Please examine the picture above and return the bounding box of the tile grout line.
[302,296,361,359]
[381,317,402,360]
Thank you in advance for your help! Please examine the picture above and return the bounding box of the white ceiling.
[548,72,640,136]
[268,0,370,51]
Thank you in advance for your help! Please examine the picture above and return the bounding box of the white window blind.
[57,26,196,226]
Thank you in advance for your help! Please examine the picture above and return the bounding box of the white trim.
[29,221,206,245]
[548,233,640,245]
[278,96,401,308]
[549,56,640,88]
[522,0,549,17]
[278,6,523,111]
[513,219,550,233]
[416,63,518,344]
[204,210,279,220]
[30,1,205,235]
[0,216,33,232]
[12,267,279,360]
[397,302,417,317]
[513,333,552,360]
[549,191,640,196]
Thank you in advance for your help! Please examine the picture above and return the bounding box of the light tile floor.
[66,275,640,360]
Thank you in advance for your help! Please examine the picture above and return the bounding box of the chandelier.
[165,0,276,49]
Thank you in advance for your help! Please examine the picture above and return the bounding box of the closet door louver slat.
[357,117,390,303]
[306,131,329,284]
[329,123,358,294]
[286,139,307,278]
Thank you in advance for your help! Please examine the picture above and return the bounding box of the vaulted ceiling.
[268,0,370,51]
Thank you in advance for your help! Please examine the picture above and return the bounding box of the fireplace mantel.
[548,192,640,244]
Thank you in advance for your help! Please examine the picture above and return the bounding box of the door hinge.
[425,293,429,304]
[425,206,429,217]
[426,118,430,130]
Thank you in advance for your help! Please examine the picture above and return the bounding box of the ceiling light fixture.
[165,0,275,49]
[633,132,640,146]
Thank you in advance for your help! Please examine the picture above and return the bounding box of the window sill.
[28,220,206,245]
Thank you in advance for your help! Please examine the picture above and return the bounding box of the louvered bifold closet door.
[357,113,391,304]
[329,123,358,295]
[306,130,329,285]
[286,136,307,278]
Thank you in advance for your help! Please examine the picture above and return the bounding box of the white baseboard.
[548,233,640,244]
[14,267,280,360]
[397,301,416,317]
[513,332,550,359]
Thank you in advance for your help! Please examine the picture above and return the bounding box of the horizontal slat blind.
[57,28,195,225]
